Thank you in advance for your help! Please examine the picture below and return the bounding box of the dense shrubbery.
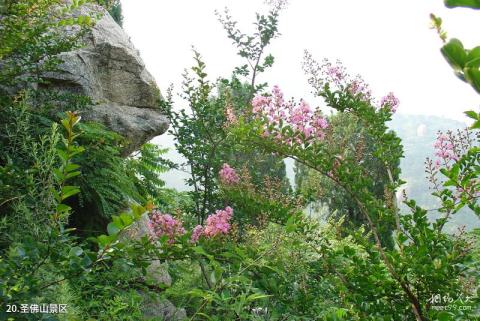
[0,0,479,320]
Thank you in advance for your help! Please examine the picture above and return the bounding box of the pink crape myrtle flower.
[347,75,372,101]
[219,163,239,185]
[251,86,328,146]
[189,206,234,243]
[225,105,237,126]
[190,225,204,243]
[252,95,272,114]
[433,133,458,168]
[204,206,233,237]
[149,210,185,244]
[380,92,400,113]
[326,62,346,84]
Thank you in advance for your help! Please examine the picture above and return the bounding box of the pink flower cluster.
[347,75,372,101]
[219,163,239,185]
[190,206,234,243]
[303,53,399,111]
[252,85,329,145]
[303,53,372,102]
[149,210,185,244]
[434,133,459,168]
[380,92,400,113]
[225,105,237,126]
[204,206,233,237]
[324,60,347,85]
[190,225,204,243]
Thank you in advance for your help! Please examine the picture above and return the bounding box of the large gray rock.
[44,2,168,155]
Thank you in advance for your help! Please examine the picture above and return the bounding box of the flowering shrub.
[426,128,480,213]
[252,85,329,145]
[303,51,400,113]
[219,163,239,185]
[227,47,480,319]
[3,1,479,320]
[190,206,234,243]
[220,166,305,226]
[224,104,238,126]
[433,130,473,167]
[204,206,233,237]
[379,92,400,112]
[303,53,371,101]
[190,225,204,243]
[149,210,186,244]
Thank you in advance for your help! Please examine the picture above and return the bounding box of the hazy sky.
[121,0,480,190]
[122,0,480,121]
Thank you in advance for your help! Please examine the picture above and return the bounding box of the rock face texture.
[45,3,168,155]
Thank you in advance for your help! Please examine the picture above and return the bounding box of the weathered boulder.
[44,2,168,155]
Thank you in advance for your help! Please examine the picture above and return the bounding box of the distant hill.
[388,114,480,232]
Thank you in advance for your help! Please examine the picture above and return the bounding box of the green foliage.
[0,0,93,89]
[221,167,304,227]
[295,112,398,248]
[229,47,478,319]
[0,113,164,319]
[389,114,480,232]
[0,112,86,311]
[160,53,230,223]
[216,1,284,95]
[126,143,174,203]
[432,5,480,93]
[0,3,179,319]
[432,2,480,219]
[444,0,480,9]
[161,4,286,225]
[95,0,123,26]
[0,1,478,320]
[466,110,480,129]
[73,122,137,219]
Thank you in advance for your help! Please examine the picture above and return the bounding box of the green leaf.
[246,293,271,302]
[61,185,80,200]
[464,110,479,120]
[56,203,71,213]
[69,246,83,257]
[193,246,209,257]
[65,170,81,179]
[436,311,453,321]
[97,234,116,247]
[81,254,92,267]
[445,0,480,9]
[464,67,480,93]
[65,163,80,172]
[285,215,297,233]
[441,38,467,71]
[336,308,348,319]
[119,213,133,226]
[107,222,121,236]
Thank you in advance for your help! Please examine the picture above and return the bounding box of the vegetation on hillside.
[0,0,478,320]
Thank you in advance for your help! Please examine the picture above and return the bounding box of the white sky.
[122,0,480,122]
[121,0,480,190]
